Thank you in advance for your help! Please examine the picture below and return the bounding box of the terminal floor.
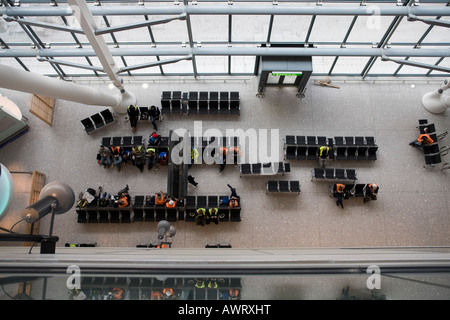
[0,77,449,249]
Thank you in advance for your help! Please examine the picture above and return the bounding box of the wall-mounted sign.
[271,72,303,76]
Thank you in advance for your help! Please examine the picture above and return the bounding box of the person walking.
[333,183,345,209]
[227,184,239,198]
[127,104,139,132]
[149,105,161,131]
[187,175,198,187]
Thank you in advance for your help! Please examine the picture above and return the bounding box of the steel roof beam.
[1,47,449,58]
[1,5,450,17]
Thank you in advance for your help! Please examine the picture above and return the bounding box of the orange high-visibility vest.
[417,134,434,145]
[155,193,166,205]
[151,291,163,300]
[229,147,242,156]
[335,184,345,193]
[368,183,378,193]
[166,200,177,208]
[163,288,174,296]
[118,196,129,207]
[112,288,124,300]
[229,199,239,207]
[229,289,239,297]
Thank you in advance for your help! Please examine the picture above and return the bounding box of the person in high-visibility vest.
[410,129,435,148]
[364,183,379,203]
[229,146,242,166]
[155,191,166,205]
[109,287,124,300]
[132,144,145,172]
[190,147,199,168]
[115,185,130,208]
[208,208,219,225]
[229,289,240,300]
[229,197,239,207]
[333,183,345,209]
[111,146,123,171]
[163,288,175,299]
[194,279,205,289]
[196,208,206,226]
[151,290,163,300]
[146,147,156,170]
[318,146,330,168]
[166,198,177,208]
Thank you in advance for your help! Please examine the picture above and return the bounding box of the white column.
[67,0,136,113]
[0,63,119,107]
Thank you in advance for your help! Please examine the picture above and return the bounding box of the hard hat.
[168,200,174,206]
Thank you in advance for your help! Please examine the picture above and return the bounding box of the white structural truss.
[0,0,449,79]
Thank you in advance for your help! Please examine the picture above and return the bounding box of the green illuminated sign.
[271,72,303,76]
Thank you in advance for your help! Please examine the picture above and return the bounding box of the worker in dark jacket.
[127,105,139,132]
[149,105,161,131]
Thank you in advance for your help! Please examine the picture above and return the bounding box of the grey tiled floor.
[1,76,449,249]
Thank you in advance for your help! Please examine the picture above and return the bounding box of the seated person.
[132,145,145,172]
[111,146,123,171]
[208,208,219,225]
[165,198,178,208]
[146,147,157,170]
[229,196,239,207]
[195,208,207,227]
[155,191,167,206]
[364,183,379,203]
[98,145,112,168]
[115,185,130,207]
[98,186,111,207]
[158,151,168,166]
[77,188,96,207]
[121,149,132,166]
[148,132,161,146]
[409,127,434,149]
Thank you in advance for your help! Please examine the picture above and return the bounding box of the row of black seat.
[285,136,378,161]
[81,109,116,135]
[80,277,242,300]
[77,196,242,223]
[311,168,357,181]
[240,162,291,176]
[285,135,377,147]
[101,135,169,151]
[183,195,241,222]
[417,119,449,167]
[329,183,369,198]
[76,206,135,223]
[266,180,301,194]
[161,91,240,115]
[81,276,241,290]
[188,135,241,149]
